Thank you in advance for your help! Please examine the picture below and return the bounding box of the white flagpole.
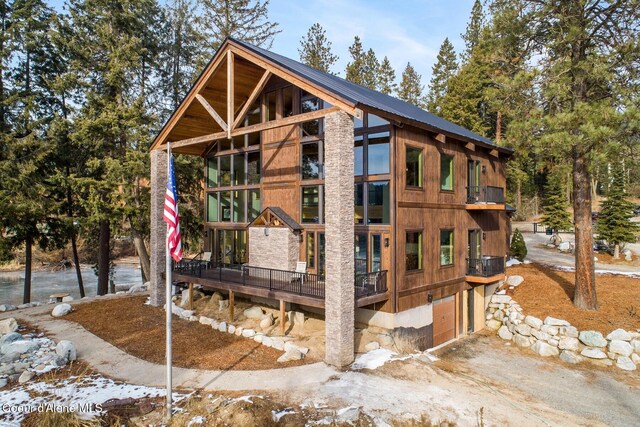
[165,141,173,419]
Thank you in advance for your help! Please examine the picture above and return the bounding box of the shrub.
[510,228,527,261]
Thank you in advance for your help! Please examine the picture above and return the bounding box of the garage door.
[433,295,456,347]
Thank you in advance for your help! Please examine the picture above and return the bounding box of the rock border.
[486,291,639,372]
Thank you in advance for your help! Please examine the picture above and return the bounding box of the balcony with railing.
[172,259,388,308]
[466,256,506,283]
[465,186,506,210]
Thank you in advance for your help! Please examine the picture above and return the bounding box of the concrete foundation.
[323,111,355,367]
[149,150,167,307]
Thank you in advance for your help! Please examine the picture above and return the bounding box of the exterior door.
[433,295,456,347]
[467,229,481,275]
[467,160,481,201]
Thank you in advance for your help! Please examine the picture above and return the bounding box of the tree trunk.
[23,234,32,304]
[97,220,110,296]
[613,243,620,260]
[71,232,85,298]
[516,179,522,213]
[572,149,597,310]
[496,111,502,145]
[133,231,150,283]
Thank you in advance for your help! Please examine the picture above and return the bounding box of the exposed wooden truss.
[232,70,271,129]
[195,94,227,131]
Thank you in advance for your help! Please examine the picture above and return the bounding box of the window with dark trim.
[406,146,423,188]
[406,231,423,271]
[301,185,322,223]
[367,181,390,224]
[440,154,454,191]
[440,229,454,266]
[306,232,315,268]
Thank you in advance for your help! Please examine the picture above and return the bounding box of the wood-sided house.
[149,38,512,367]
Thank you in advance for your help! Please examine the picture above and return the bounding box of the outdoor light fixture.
[482,164,487,173]
[482,232,487,240]
[384,238,390,247]
[427,293,433,303]
[264,227,269,236]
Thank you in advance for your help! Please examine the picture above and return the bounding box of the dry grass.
[64,295,312,370]
[508,264,640,332]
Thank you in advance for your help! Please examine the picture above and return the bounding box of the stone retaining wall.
[486,292,639,372]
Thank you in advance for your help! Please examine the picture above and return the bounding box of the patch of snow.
[234,394,262,404]
[0,374,185,424]
[272,408,296,422]
[506,259,522,267]
[541,263,640,278]
[352,349,413,370]
[187,415,205,426]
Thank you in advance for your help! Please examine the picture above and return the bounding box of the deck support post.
[324,111,355,368]
[280,300,286,334]
[229,290,234,321]
[188,283,194,310]
[149,149,167,307]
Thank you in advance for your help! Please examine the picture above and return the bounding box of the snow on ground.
[0,374,185,425]
[542,263,640,278]
[351,349,414,370]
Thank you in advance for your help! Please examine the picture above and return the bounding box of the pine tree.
[461,0,484,62]
[426,38,457,113]
[298,23,338,74]
[345,36,366,85]
[509,228,527,261]
[596,166,639,259]
[361,48,380,90]
[541,170,573,238]
[397,62,423,107]
[200,0,280,53]
[378,56,396,95]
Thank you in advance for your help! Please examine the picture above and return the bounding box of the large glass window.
[207,158,218,188]
[247,152,260,184]
[248,190,261,222]
[370,234,381,272]
[441,154,454,191]
[367,181,390,224]
[354,183,364,224]
[318,233,326,276]
[219,156,231,187]
[406,231,423,271]
[354,234,368,274]
[233,190,245,222]
[354,135,364,176]
[306,232,315,269]
[367,132,390,175]
[302,142,321,179]
[367,114,389,128]
[266,91,276,121]
[244,101,261,127]
[301,186,321,223]
[216,229,246,265]
[406,146,423,188]
[220,191,231,222]
[207,193,218,222]
[283,86,294,117]
[440,229,454,266]
[233,154,245,186]
[301,91,321,136]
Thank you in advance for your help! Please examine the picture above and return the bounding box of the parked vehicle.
[593,240,609,253]
[591,212,600,222]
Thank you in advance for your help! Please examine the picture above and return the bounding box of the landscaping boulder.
[632,354,640,364]
[530,329,549,341]
[199,316,213,326]
[498,325,513,340]
[491,295,512,304]
[631,339,640,353]
[524,315,543,330]
[544,316,570,327]
[235,327,244,336]
[243,306,264,320]
[0,332,22,346]
[506,275,524,287]
[532,340,560,357]
[0,352,21,364]
[581,347,607,359]
[558,242,571,252]
[606,329,632,342]
[579,331,607,348]
[514,334,531,347]
[0,304,16,312]
[486,319,502,330]
[259,314,274,330]
[560,350,583,364]
[228,325,236,334]
[0,318,18,335]
[277,348,303,363]
[540,325,558,336]
[609,340,633,357]
[242,329,256,338]
[51,303,72,317]
[515,323,531,336]
[55,340,76,361]
[563,326,579,338]
[254,334,264,343]
[558,337,580,352]
[0,378,7,388]
[18,370,34,384]
[62,296,74,302]
[616,356,636,371]
[365,341,380,351]
[127,283,147,294]
[218,322,227,333]
[262,336,273,347]
[1,340,39,355]
[218,300,229,311]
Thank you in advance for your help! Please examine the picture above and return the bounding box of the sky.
[48,0,478,87]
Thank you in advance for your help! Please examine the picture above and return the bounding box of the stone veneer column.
[324,111,355,367]
[149,149,167,307]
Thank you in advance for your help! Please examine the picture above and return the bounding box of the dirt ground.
[63,295,312,370]
[507,264,640,332]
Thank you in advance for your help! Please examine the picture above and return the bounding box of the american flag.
[163,154,182,262]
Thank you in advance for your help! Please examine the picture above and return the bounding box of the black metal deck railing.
[173,259,387,301]
[466,185,505,204]
[466,256,505,277]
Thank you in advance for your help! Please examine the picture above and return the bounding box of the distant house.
[149,38,512,367]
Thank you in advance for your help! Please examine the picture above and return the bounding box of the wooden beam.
[227,50,234,139]
[435,133,446,144]
[280,299,286,335]
[228,44,359,117]
[233,106,340,137]
[489,149,499,158]
[229,290,234,321]
[195,94,227,131]
[232,70,271,129]
[465,142,475,151]
[163,131,227,150]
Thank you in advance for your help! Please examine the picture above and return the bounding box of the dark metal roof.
[232,38,497,147]
[248,207,303,231]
